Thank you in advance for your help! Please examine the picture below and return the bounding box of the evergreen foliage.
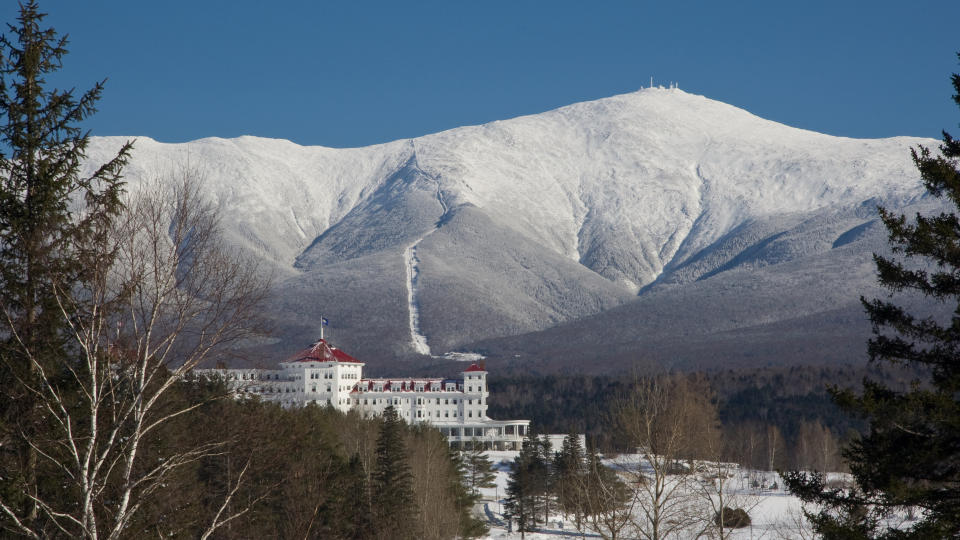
[371,406,417,539]
[462,440,497,496]
[134,392,482,539]
[0,0,131,530]
[784,53,960,538]
[505,432,546,536]
[446,445,489,539]
[329,453,374,540]
[582,443,631,524]
[552,430,586,523]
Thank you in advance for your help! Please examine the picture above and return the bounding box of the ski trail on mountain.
[404,152,448,356]
[403,243,430,355]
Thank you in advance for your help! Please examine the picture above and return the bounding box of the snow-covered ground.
[476,451,816,539]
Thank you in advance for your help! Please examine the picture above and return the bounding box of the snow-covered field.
[476,451,815,539]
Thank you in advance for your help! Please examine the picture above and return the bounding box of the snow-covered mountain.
[84,88,937,371]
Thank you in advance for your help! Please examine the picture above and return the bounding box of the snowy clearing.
[476,450,819,539]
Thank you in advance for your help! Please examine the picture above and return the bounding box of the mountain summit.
[85,88,935,371]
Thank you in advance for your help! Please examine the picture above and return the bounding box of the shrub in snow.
[715,507,750,529]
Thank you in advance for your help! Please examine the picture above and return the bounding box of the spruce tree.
[448,446,489,538]
[505,432,545,537]
[784,53,960,538]
[0,0,130,529]
[333,453,374,540]
[462,439,497,497]
[553,430,586,523]
[370,406,416,539]
[534,434,554,525]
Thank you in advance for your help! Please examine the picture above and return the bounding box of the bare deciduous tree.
[613,373,718,540]
[579,447,634,540]
[793,420,842,473]
[0,168,271,539]
[766,423,784,473]
[694,436,765,540]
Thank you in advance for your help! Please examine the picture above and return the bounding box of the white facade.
[197,340,530,449]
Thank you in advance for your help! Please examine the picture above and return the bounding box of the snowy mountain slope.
[83,88,937,367]
[467,197,952,373]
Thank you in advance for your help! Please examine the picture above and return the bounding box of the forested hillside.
[486,363,919,471]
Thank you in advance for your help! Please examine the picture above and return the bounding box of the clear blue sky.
[5,1,959,147]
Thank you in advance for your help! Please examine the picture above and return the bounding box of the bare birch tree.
[0,169,271,539]
[613,374,716,540]
[766,423,784,473]
[693,436,764,539]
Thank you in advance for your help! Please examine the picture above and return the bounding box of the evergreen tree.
[462,439,497,497]
[370,406,417,539]
[0,0,130,530]
[448,446,489,538]
[534,433,554,524]
[505,433,544,537]
[784,53,960,538]
[331,453,374,540]
[581,442,632,540]
[552,430,586,525]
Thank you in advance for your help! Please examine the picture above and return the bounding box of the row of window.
[417,410,459,418]
[358,384,458,392]
[233,372,283,381]
[438,426,516,437]
[308,385,352,393]
[417,397,460,405]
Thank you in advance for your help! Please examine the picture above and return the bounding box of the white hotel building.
[198,339,530,449]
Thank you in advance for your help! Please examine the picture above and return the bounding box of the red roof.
[286,339,362,364]
[464,363,486,372]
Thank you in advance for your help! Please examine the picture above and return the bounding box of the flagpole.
[320,314,324,341]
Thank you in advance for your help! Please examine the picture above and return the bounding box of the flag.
[321,317,329,327]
